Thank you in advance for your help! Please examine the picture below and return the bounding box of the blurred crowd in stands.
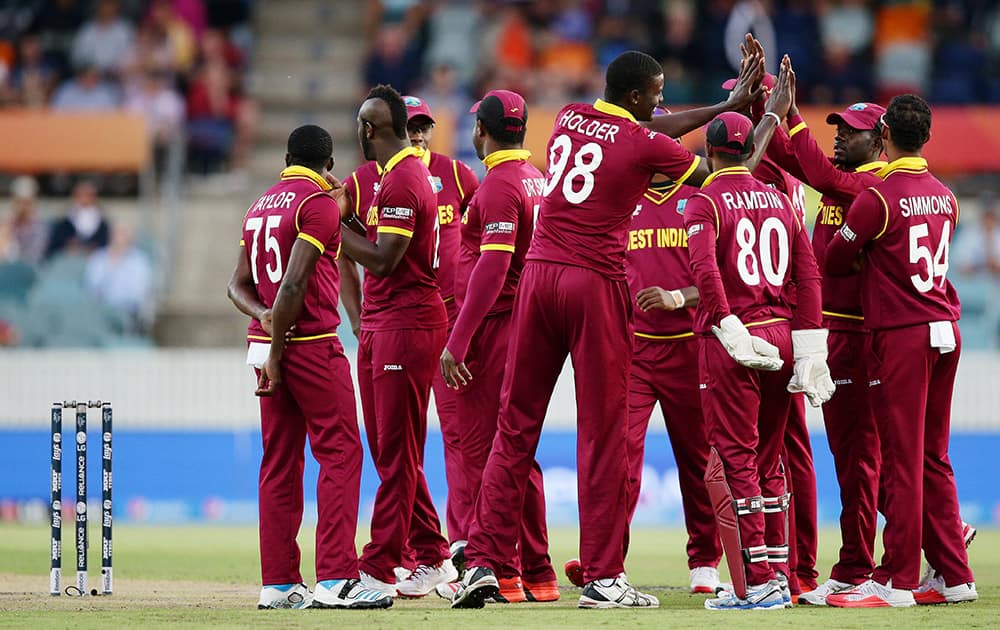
[0,0,254,177]
[364,0,1000,109]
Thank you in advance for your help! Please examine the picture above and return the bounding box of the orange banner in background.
[432,105,1000,177]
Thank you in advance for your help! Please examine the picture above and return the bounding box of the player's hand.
[440,347,472,389]
[711,314,784,371]
[350,318,361,339]
[787,329,836,406]
[255,354,282,396]
[765,55,795,121]
[786,55,799,119]
[324,173,350,217]
[727,33,765,111]
[259,310,295,340]
[636,286,681,312]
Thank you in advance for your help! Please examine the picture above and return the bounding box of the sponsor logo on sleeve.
[484,221,515,234]
[383,364,404,371]
[381,206,415,220]
[686,223,704,237]
[839,224,857,242]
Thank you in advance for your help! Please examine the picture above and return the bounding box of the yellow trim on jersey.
[351,172,361,216]
[280,165,332,191]
[788,121,807,137]
[823,310,864,321]
[635,330,695,340]
[745,317,788,328]
[239,239,245,247]
[294,191,329,233]
[297,232,325,253]
[248,332,339,343]
[877,156,928,179]
[481,243,516,253]
[420,149,432,167]
[643,182,683,205]
[382,146,423,174]
[870,188,891,240]
[593,99,636,122]
[674,155,701,186]
[442,295,455,303]
[377,226,414,238]
[483,149,531,171]
[856,160,887,173]
[700,165,750,188]
[452,159,466,199]
[691,192,721,240]
[375,161,384,176]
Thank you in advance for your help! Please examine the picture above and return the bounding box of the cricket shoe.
[704,580,785,611]
[396,559,459,598]
[257,582,311,609]
[914,579,978,605]
[564,558,584,587]
[451,566,500,608]
[310,579,393,609]
[486,576,526,603]
[918,521,977,588]
[450,540,467,577]
[774,572,793,608]
[797,578,854,606]
[690,566,720,594]
[578,575,659,609]
[523,577,561,602]
[359,571,397,598]
[393,566,411,582]
[435,581,460,600]
[826,579,915,608]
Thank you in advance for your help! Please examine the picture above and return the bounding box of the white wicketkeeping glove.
[787,328,836,407]
[712,315,784,371]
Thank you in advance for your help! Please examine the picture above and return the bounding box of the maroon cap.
[706,111,754,156]
[722,72,776,92]
[470,89,528,133]
[826,102,886,131]
[403,95,435,123]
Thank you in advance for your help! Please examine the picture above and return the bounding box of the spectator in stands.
[873,0,931,101]
[50,65,119,110]
[364,23,422,95]
[146,0,196,75]
[125,69,185,160]
[0,176,47,265]
[45,179,110,260]
[85,222,153,332]
[27,0,85,76]
[122,21,181,81]
[71,0,134,76]
[10,33,60,108]
[954,198,1000,277]
[186,56,255,174]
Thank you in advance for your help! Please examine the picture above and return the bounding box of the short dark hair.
[604,51,663,103]
[884,94,931,152]
[286,125,332,170]
[365,84,408,140]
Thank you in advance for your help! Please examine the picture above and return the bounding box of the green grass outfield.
[0,524,997,628]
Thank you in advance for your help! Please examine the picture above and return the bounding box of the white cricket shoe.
[690,566,720,594]
[826,579,916,608]
[435,580,460,600]
[451,566,500,608]
[310,579,393,609]
[257,583,310,609]
[578,574,659,609]
[798,578,854,606]
[450,540,468,576]
[914,578,978,605]
[396,559,459,598]
[359,570,398,598]
[917,521,977,590]
[705,580,785,611]
[393,566,411,582]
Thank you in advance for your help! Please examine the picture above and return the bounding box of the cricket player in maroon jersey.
[436,89,559,605]
[340,97,479,579]
[336,85,456,599]
[450,49,768,610]
[722,69,818,595]
[765,90,888,604]
[226,125,392,610]
[623,177,724,594]
[686,110,832,611]
[825,95,977,609]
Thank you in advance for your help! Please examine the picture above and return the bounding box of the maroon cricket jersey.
[458,149,542,316]
[241,166,342,343]
[625,181,699,338]
[361,146,447,331]
[527,99,701,280]
[826,157,961,329]
[347,152,478,305]
[684,166,821,334]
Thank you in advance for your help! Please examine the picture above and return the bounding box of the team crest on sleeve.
[677,199,687,214]
[687,223,704,237]
[429,176,443,193]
